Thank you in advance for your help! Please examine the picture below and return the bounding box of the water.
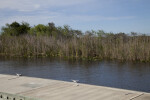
[0,57,150,92]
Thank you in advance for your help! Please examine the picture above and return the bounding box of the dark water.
[0,57,150,92]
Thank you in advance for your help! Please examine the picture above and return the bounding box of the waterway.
[0,57,150,92]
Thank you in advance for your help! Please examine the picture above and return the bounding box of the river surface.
[0,57,150,92]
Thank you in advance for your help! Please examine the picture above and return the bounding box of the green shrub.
[1,21,30,36]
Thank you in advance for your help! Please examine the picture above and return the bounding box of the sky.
[0,0,150,33]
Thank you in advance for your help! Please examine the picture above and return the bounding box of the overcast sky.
[0,0,150,33]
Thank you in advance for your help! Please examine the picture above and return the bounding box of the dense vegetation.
[0,21,150,62]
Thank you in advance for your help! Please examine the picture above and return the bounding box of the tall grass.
[0,34,150,62]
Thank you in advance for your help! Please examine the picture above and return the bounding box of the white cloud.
[0,0,94,12]
[0,12,135,27]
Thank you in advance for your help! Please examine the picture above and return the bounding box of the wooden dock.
[0,74,150,100]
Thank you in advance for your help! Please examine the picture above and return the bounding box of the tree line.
[1,21,82,38]
[0,21,150,62]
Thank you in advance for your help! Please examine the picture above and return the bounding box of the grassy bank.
[0,34,150,62]
[1,21,150,62]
